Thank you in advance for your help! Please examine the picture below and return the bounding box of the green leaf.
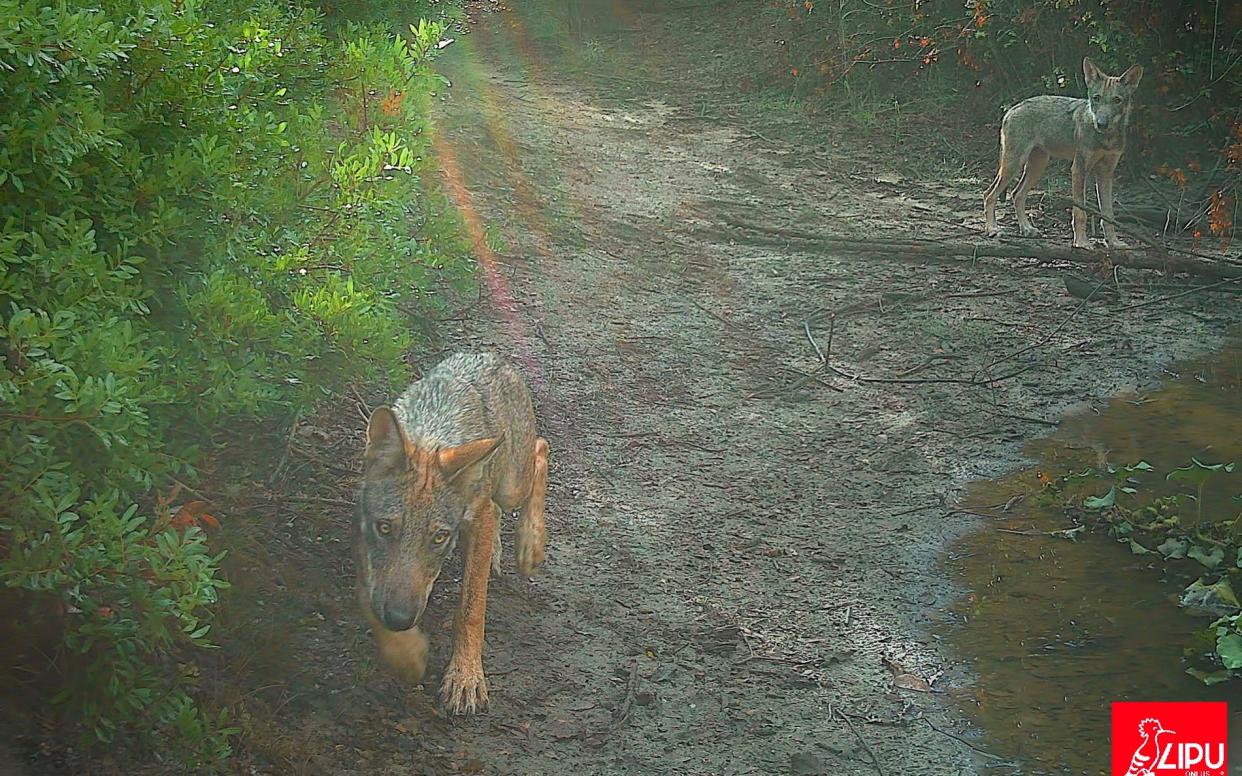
[1128,538,1151,555]
[1180,578,1240,615]
[1188,544,1225,569]
[1187,667,1234,685]
[1157,537,1189,559]
[1218,631,1242,669]
[1083,487,1116,510]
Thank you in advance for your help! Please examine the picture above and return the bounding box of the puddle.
[947,341,1242,774]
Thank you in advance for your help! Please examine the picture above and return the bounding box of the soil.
[11,2,1242,775]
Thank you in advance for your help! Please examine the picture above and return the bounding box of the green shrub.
[0,0,468,764]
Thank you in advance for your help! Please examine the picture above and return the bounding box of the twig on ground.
[838,710,886,776]
[350,385,372,425]
[293,446,361,477]
[1119,277,1242,311]
[610,660,641,730]
[889,503,941,518]
[273,494,355,508]
[826,360,1042,387]
[823,314,836,364]
[979,408,1060,428]
[168,477,210,500]
[804,320,825,364]
[978,279,1105,377]
[268,408,303,486]
[1066,196,1242,267]
[920,717,1009,762]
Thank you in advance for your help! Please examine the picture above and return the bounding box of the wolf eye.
[1112,96,1122,103]
[432,529,450,545]
[376,519,393,536]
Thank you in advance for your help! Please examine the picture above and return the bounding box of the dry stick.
[268,407,303,486]
[920,717,1009,762]
[274,494,355,508]
[804,311,1022,386]
[889,503,941,518]
[804,320,825,363]
[996,527,1062,537]
[839,711,886,776]
[826,360,1041,387]
[1119,276,1242,311]
[610,660,641,730]
[978,279,1106,377]
[709,219,1242,280]
[1066,195,1242,267]
[823,313,836,363]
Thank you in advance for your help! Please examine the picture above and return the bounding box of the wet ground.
[948,342,1242,774]
[10,2,1242,774]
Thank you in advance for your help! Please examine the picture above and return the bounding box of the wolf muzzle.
[373,590,427,632]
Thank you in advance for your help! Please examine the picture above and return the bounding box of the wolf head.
[1083,58,1143,133]
[355,407,501,632]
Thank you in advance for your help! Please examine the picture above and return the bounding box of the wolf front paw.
[440,659,489,715]
[515,524,546,577]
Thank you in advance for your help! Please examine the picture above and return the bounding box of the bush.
[0,0,467,764]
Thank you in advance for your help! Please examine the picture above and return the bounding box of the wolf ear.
[364,407,408,477]
[1082,57,1103,87]
[1119,64,1143,89]
[437,436,504,481]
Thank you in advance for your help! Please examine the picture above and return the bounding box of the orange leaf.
[380,90,405,117]
[156,483,182,513]
[170,501,221,531]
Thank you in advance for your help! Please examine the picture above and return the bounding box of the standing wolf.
[355,352,549,715]
[983,57,1143,248]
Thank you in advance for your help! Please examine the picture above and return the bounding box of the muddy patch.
[947,341,1242,773]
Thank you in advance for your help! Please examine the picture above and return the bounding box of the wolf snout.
[379,604,420,631]
[374,592,425,631]
[1094,116,1110,130]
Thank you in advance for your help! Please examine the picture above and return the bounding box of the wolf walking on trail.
[983,57,1143,248]
[354,352,549,715]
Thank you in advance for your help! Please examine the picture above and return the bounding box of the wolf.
[355,352,549,715]
[983,57,1143,248]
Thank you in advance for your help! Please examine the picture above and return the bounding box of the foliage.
[764,0,1240,246]
[1046,458,1242,684]
[0,0,467,764]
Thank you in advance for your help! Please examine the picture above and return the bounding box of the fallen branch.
[707,220,1242,280]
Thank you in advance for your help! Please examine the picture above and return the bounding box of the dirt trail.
[194,5,1242,776]
[416,4,1242,772]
